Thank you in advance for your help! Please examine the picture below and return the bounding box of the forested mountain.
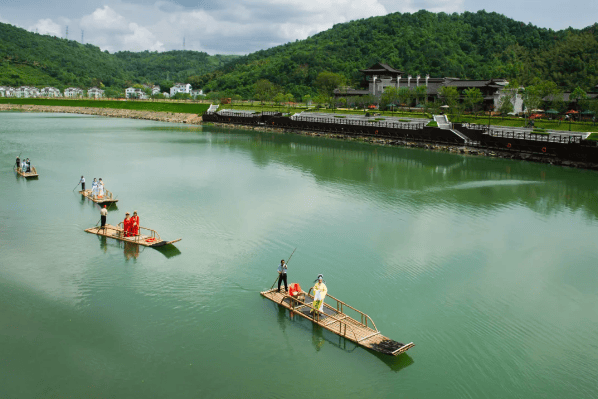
[201,10,598,99]
[0,22,237,90]
[1,10,598,99]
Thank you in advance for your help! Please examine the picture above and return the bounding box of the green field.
[451,115,598,133]
[0,98,209,114]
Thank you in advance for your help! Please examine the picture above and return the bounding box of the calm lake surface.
[1,112,598,398]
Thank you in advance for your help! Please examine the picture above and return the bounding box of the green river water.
[1,112,598,398]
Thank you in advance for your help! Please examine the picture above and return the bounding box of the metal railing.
[307,288,378,332]
[116,223,161,243]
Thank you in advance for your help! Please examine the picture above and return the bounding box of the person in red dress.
[131,210,140,236]
[123,212,131,237]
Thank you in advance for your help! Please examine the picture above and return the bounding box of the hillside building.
[64,87,84,98]
[15,86,40,98]
[87,87,105,98]
[335,62,523,113]
[125,87,148,99]
[40,87,61,97]
[170,83,192,97]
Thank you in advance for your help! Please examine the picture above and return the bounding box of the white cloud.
[15,0,467,53]
[29,18,62,36]
[80,5,128,32]
[123,22,165,52]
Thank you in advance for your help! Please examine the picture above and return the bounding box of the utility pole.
[81,30,84,44]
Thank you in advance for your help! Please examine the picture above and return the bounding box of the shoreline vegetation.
[2,98,597,132]
[2,101,597,171]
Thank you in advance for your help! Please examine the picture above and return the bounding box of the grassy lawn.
[452,115,598,133]
[0,98,210,114]
[218,103,432,118]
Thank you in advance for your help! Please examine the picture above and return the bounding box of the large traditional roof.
[359,63,404,75]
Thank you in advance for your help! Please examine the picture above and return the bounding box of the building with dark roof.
[335,63,523,113]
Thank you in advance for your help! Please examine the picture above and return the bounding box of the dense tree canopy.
[0,22,237,90]
[2,10,598,99]
[201,10,598,98]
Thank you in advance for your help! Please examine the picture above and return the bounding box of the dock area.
[84,224,181,247]
[260,288,414,356]
[79,189,118,205]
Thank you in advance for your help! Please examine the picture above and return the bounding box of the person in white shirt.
[100,205,108,231]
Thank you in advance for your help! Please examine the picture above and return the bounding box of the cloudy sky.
[0,0,596,54]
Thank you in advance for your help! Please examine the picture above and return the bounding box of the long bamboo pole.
[270,247,296,290]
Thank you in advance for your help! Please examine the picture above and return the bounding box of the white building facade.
[40,87,61,97]
[125,87,148,99]
[87,87,105,98]
[170,83,192,97]
[64,87,84,98]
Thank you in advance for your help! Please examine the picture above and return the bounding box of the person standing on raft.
[123,212,132,237]
[79,176,85,191]
[277,259,288,292]
[310,274,327,315]
[131,211,140,236]
[15,156,20,170]
[100,205,108,231]
[91,178,98,197]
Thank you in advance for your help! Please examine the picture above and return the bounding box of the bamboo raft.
[79,188,118,204]
[84,223,181,247]
[261,287,414,356]
[15,166,38,178]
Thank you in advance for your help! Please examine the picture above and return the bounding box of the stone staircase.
[433,114,477,145]
[207,104,219,113]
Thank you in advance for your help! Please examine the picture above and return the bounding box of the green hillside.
[0,22,238,90]
[201,10,598,99]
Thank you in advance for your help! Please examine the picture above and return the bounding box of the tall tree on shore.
[397,87,413,108]
[314,71,346,109]
[463,87,483,115]
[254,79,275,105]
[521,85,542,121]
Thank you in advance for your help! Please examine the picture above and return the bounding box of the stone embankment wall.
[0,104,203,124]
[205,120,598,171]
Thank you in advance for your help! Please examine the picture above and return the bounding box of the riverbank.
[206,121,598,171]
[0,103,203,124]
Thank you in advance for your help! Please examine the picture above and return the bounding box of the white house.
[40,87,61,97]
[15,86,39,98]
[143,84,161,95]
[87,87,105,98]
[125,87,148,99]
[162,92,170,98]
[0,86,18,97]
[170,83,192,97]
[64,87,84,98]
[191,89,204,98]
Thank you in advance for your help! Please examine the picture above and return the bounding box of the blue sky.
[0,0,595,54]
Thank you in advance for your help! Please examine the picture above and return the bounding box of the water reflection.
[153,244,182,259]
[123,241,140,262]
[269,301,412,372]
[211,130,598,219]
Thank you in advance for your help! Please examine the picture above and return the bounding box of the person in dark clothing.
[100,205,108,231]
[277,259,288,292]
